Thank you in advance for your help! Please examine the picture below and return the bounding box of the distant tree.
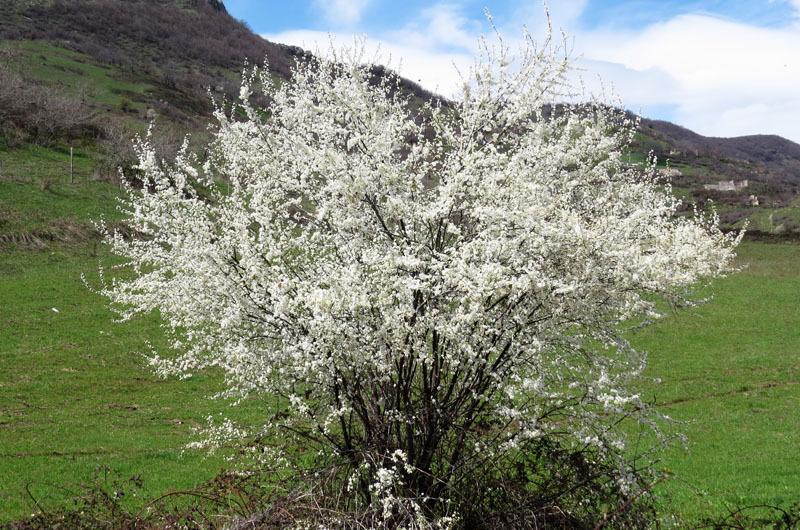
[94,29,739,528]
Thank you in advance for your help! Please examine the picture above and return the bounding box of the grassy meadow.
[0,144,799,523]
[0,165,266,521]
[630,240,800,518]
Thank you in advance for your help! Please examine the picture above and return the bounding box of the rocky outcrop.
[206,0,225,12]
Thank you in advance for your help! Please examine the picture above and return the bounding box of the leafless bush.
[31,90,99,143]
[0,52,99,146]
[94,119,187,186]
[0,48,28,144]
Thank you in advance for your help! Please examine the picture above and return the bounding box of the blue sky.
[223,0,800,142]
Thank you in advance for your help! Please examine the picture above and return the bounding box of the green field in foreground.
[0,171,798,523]
[629,240,800,518]
[0,245,267,521]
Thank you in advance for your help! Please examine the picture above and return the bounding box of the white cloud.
[262,29,473,97]
[695,101,800,140]
[583,16,797,93]
[571,59,680,107]
[263,3,800,143]
[385,3,479,51]
[575,14,800,141]
[313,0,371,27]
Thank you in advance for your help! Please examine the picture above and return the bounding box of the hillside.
[0,0,302,81]
[1,0,800,238]
[0,0,304,126]
[633,118,800,232]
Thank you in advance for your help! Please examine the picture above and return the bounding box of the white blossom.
[93,27,740,523]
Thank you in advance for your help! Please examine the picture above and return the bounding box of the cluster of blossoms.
[93,28,739,527]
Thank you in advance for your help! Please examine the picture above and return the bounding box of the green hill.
[3,0,800,238]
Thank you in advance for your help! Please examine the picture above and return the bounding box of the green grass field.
[0,145,117,240]
[0,243,272,521]
[0,152,265,521]
[629,240,800,518]
[0,144,799,523]
[14,41,156,108]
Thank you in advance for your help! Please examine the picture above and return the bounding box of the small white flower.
[93,27,740,513]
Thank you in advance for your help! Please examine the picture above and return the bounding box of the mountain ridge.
[1,0,799,233]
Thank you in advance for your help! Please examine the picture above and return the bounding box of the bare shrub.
[94,118,186,186]
[0,50,99,146]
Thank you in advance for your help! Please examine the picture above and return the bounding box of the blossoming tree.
[95,30,739,528]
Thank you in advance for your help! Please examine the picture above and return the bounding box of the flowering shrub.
[94,28,739,528]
